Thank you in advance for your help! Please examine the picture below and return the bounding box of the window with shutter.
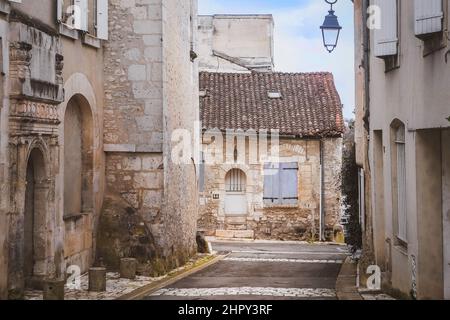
[74,0,88,31]
[373,0,398,57]
[264,162,298,205]
[415,0,443,37]
[264,163,281,205]
[96,0,108,40]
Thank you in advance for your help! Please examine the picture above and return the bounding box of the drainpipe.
[362,0,371,134]
[319,139,325,241]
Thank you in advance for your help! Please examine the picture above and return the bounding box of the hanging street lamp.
[320,0,342,53]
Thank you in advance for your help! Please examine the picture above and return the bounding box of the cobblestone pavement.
[145,241,349,300]
[25,273,160,300]
[24,254,211,300]
[150,287,336,298]
[360,292,396,300]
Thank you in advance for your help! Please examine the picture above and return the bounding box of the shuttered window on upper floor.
[414,0,443,38]
[57,0,108,40]
[373,0,399,57]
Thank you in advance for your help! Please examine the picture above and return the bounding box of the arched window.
[225,169,246,192]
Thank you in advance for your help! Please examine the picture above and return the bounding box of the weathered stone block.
[120,258,138,279]
[43,279,65,300]
[88,267,107,292]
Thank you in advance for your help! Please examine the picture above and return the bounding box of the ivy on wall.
[342,120,362,251]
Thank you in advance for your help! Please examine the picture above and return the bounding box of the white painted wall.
[198,15,274,72]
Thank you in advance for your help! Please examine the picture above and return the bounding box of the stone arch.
[59,73,100,274]
[24,145,50,287]
[63,94,94,217]
[225,168,247,192]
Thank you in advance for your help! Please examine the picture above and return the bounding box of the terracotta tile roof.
[200,72,344,137]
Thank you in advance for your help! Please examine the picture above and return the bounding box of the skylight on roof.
[268,91,282,99]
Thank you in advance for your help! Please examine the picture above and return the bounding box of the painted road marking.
[223,257,344,264]
[221,250,348,256]
[151,287,336,298]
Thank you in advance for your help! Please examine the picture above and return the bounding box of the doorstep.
[215,229,255,239]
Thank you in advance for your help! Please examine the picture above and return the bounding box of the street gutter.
[117,253,230,300]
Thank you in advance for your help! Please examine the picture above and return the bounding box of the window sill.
[394,237,408,255]
[63,211,90,221]
[0,2,10,15]
[59,23,79,40]
[82,33,102,49]
[263,204,299,209]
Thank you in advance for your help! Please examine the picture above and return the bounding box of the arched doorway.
[224,169,247,216]
[24,148,48,287]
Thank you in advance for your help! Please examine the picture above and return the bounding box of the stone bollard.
[43,279,65,300]
[89,267,107,292]
[196,231,210,254]
[120,258,137,280]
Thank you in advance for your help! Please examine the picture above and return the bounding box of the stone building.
[354,0,450,299]
[0,0,200,299]
[197,72,344,241]
[198,14,274,73]
[97,0,200,274]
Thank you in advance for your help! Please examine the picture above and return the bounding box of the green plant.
[342,120,362,251]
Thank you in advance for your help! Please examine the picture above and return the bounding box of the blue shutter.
[264,163,281,204]
[281,162,298,205]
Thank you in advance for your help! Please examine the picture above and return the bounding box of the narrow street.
[145,242,349,300]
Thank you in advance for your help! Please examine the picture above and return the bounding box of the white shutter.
[373,0,398,57]
[8,0,22,3]
[96,0,108,40]
[74,0,88,31]
[415,0,443,37]
[57,0,63,22]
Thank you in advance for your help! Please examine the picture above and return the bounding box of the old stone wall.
[0,6,9,299]
[161,0,199,261]
[323,138,343,233]
[100,0,199,272]
[198,137,342,241]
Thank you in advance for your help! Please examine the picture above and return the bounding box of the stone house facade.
[354,0,450,299]
[0,0,199,299]
[98,0,199,274]
[198,72,344,241]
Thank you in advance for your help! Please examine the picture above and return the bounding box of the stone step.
[216,230,254,239]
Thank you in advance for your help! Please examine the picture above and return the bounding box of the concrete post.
[120,258,137,280]
[43,279,65,300]
[88,267,107,292]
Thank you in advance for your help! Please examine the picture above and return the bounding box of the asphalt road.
[144,241,349,300]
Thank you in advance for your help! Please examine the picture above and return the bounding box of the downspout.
[319,139,325,241]
[362,0,370,134]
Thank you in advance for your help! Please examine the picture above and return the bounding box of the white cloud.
[198,0,355,119]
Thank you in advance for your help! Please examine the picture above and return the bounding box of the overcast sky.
[198,0,355,120]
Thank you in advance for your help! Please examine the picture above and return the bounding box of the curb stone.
[117,253,230,300]
[336,257,363,300]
